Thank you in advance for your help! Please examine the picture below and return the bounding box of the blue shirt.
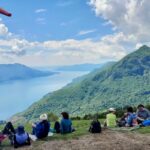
[126,113,137,127]
[137,108,150,120]
[60,119,72,134]
[35,121,50,138]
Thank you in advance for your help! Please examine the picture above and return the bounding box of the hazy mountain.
[54,63,106,72]
[12,45,150,121]
[35,63,114,72]
[0,63,56,82]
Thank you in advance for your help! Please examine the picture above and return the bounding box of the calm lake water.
[0,71,88,120]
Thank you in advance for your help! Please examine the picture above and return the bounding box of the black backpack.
[89,120,101,133]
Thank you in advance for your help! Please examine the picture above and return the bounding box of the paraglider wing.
[0,8,12,17]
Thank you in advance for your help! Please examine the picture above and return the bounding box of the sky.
[0,0,150,66]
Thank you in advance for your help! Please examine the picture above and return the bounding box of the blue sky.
[0,0,149,66]
[1,0,113,41]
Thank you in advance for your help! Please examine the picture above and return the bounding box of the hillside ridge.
[12,46,150,122]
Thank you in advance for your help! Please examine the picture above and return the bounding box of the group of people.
[0,112,73,148]
[0,104,150,148]
[105,104,150,128]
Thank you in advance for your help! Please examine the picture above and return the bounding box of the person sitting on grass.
[136,104,150,124]
[32,114,50,139]
[125,106,138,127]
[60,112,74,134]
[1,122,15,145]
[118,113,128,127]
[13,125,30,148]
[0,122,30,148]
[104,108,117,128]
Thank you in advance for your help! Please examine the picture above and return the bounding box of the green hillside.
[13,45,150,122]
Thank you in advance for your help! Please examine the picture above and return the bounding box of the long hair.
[61,112,69,119]
[127,106,133,113]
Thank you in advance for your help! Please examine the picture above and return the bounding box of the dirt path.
[2,130,150,150]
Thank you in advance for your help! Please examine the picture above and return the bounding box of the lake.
[0,71,88,120]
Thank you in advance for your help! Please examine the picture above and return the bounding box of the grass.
[137,126,150,134]
[50,120,91,140]
[0,120,91,149]
[26,120,91,140]
[1,119,150,149]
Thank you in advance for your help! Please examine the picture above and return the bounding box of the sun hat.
[108,108,116,112]
[40,114,48,121]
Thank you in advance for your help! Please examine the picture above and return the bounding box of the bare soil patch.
[2,130,150,150]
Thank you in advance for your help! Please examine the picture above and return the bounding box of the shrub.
[47,112,59,122]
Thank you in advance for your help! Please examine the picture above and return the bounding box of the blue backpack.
[14,126,30,148]
[15,133,29,144]
[142,120,150,126]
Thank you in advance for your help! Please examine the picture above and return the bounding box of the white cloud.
[2,0,150,66]
[0,23,9,36]
[0,17,129,66]
[0,18,13,37]
[77,29,97,36]
[35,9,47,13]
[0,36,127,66]
[89,0,150,43]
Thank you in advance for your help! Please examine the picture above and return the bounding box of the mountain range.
[54,63,106,72]
[0,63,56,82]
[35,63,113,72]
[12,45,150,122]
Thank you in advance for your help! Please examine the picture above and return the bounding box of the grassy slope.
[13,45,150,122]
[1,120,91,149]
[1,120,150,149]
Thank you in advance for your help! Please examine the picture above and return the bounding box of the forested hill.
[0,63,56,82]
[13,45,150,122]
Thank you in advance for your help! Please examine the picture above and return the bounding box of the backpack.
[142,120,150,127]
[54,121,60,133]
[14,133,30,148]
[89,120,101,133]
[15,133,29,145]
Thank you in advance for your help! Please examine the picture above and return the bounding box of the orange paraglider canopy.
[0,8,12,17]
